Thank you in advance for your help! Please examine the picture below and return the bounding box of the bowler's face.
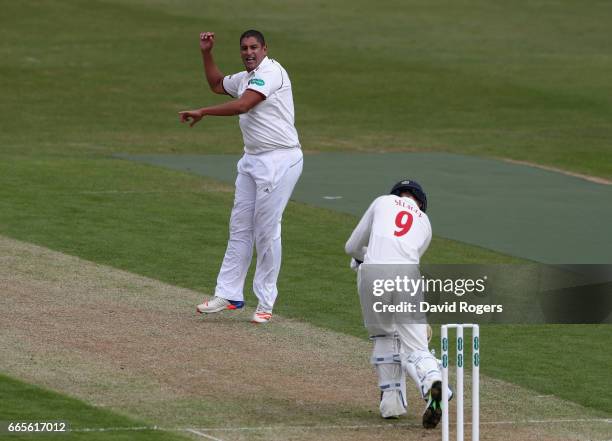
[240,36,267,72]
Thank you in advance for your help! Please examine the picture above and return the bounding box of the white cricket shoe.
[196,296,244,314]
[251,304,273,324]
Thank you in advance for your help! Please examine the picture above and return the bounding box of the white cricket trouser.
[396,324,428,353]
[358,266,429,352]
[214,148,303,310]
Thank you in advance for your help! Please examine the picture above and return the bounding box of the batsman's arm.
[345,199,377,261]
[419,226,432,257]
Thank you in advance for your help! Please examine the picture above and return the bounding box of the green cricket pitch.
[117,152,612,264]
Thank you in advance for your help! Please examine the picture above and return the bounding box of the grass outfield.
[0,0,610,432]
[0,375,189,440]
[2,0,611,177]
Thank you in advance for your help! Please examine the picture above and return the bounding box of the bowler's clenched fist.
[200,32,215,52]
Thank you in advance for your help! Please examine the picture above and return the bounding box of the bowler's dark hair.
[240,29,266,46]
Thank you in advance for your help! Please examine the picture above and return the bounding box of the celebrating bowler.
[179,30,303,324]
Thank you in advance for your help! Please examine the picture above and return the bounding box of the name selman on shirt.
[222,56,301,154]
[345,195,432,264]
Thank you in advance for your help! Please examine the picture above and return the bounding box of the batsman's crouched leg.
[401,349,442,400]
[401,349,453,429]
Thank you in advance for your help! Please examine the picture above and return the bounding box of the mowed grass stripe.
[0,375,190,441]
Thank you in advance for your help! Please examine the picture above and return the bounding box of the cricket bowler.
[179,30,303,324]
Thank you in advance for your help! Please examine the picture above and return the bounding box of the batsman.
[345,179,449,428]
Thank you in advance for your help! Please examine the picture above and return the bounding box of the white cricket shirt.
[345,195,432,264]
[222,56,300,154]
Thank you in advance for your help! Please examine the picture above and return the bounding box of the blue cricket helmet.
[390,179,427,212]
